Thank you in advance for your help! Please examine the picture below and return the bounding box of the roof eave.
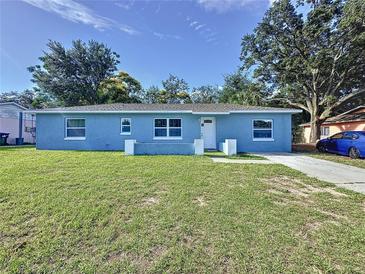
[0,102,27,110]
[25,109,303,114]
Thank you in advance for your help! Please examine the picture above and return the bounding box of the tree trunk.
[309,115,321,143]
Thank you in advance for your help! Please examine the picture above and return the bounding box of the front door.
[201,117,216,149]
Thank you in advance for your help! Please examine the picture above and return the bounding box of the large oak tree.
[241,0,365,142]
[29,40,120,106]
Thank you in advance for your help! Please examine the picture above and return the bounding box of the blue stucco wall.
[36,112,293,152]
[134,143,194,155]
[216,113,292,152]
[36,113,201,151]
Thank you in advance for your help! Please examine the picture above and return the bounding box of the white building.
[0,102,36,144]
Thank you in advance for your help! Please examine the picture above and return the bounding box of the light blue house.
[30,104,301,154]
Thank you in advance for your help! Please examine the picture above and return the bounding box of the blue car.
[316,131,365,159]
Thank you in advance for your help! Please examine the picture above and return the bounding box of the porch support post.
[224,139,237,156]
[194,139,204,155]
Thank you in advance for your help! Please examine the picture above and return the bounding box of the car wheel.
[349,147,360,159]
[317,144,326,153]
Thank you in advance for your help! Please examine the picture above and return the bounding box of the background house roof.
[27,103,301,114]
[300,106,365,127]
[0,102,27,110]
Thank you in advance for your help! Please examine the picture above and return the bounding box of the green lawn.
[308,152,365,169]
[1,148,364,273]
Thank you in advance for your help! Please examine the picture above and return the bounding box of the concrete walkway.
[254,153,365,194]
[210,157,273,164]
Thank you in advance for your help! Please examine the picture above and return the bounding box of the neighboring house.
[29,104,301,154]
[301,105,365,143]
[0,102,36,144]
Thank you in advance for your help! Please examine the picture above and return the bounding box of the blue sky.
[0,0,273,92]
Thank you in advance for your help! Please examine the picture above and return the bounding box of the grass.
[204,150,266,160]
[307,152,365,169]
[1,148,364,273]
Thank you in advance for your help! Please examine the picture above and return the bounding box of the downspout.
[19,111,23,139]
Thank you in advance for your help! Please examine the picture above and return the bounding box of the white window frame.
[65,118,86,140]
[320,126,329,136]
[252,119,274,141]
[120,118,132,135]
[153,118,182,140]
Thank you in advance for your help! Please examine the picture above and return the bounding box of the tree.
[142,86,163,103]
[219,72,268,106]
[191,85,219,103]
[241,0,365,142]
[98,71,143,103]
[161,74,191,103]
[0,89,56,109]
[0,90,34,108]
[28,40,120,106]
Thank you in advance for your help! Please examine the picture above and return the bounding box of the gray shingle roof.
[28,103,301,113]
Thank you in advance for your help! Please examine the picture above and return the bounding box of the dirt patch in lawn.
[264,176,349,221]
[193,196,207,207]
[298,221,322,240]
[141,197,160,207]
[107,245,168,271]
[264,175,347,198]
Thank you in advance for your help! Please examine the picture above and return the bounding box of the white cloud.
[186,17,217,44]
[189,21,199,27]
[195,24,205,30]
[22,0,139,35]
[153,32,182,40]
[114,0,136,10]
[115,2,131,10]
[196,0,270,12]
[120,25,140,35]
[269,0,278,5]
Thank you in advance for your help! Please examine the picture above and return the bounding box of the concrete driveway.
[254,153,365,194]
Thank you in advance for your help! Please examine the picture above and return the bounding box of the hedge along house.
[28,104,301,155]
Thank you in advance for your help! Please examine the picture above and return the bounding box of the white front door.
[201,117,216,149]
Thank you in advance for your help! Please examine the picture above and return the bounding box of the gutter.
[24,109,302,114]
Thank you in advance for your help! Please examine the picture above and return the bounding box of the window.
[252,119,273,141]
[25,126,36,133]
[154,118,182,139]
[65,118,85,140]
[330,133,343,139]
[343,132,358,140]
[320,127,329,136]
[343,132,352,140]
[121,118,131,135]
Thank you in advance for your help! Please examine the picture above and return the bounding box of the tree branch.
[319,89,365,119]
[267,97,309,112]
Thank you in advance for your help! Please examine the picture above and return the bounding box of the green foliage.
[241,0,365,141]
[161,74,191,103]
[98,71,143,103]
[191,85,219,103]
[0,89,57,109]
[142,86,161,103]
[219,72,268,106]
[28,40,120,106]
[142,74,192,104]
